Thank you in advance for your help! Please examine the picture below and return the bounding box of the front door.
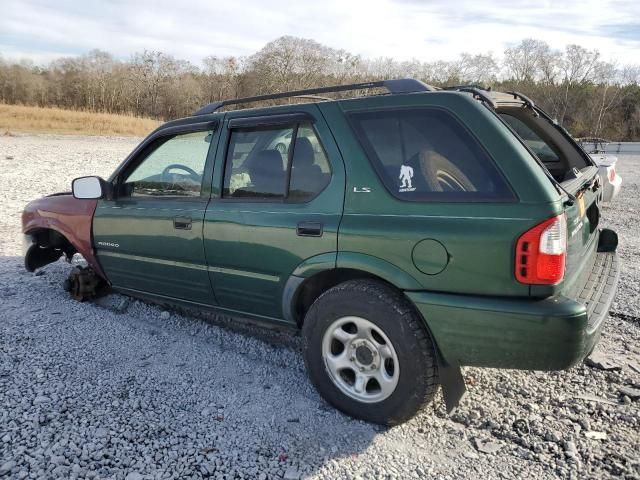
[204,106,345,321]
[94,127,218,304]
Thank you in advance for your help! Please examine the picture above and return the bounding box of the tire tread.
[303,279,439,425]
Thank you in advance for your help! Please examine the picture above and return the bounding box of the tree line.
[1,36,639,140]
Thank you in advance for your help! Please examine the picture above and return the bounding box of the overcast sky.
[1,0,639,65]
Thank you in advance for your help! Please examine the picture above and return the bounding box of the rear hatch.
[487,91,602,295]
[562,166,601,293]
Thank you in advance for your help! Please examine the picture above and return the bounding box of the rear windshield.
[349,108,514,202]
[499,113,561,163]
[496,107,592,184]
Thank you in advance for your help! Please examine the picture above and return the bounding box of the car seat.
[290,137,325,196]
[247,149,286,197]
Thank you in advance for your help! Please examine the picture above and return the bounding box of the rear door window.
[349,109,514,202]
[224,126,292,198]
[222,122,331,201]
[288,125,331,201]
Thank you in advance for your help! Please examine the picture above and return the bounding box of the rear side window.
[349,109,514,202]
[223,122,331,201]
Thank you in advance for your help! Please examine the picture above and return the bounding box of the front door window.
[123,130,213,197]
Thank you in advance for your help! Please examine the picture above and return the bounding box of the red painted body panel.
[21,194,106,280]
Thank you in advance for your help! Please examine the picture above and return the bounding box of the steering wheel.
[161,164,201,184]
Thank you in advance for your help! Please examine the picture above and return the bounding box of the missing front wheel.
[63,266,102,301]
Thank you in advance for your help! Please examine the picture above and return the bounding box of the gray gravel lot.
[0,134,639,479]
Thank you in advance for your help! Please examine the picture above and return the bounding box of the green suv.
[22,79,619,425]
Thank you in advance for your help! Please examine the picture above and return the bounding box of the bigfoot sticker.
[399,165,416,192]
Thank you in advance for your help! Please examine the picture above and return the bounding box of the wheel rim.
[436,170,467,191]
[322,316,400,403]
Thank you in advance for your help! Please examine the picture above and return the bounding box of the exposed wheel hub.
[64,266,101,302]
[354,342,375,366]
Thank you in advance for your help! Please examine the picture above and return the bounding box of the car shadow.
[1,255,392,478]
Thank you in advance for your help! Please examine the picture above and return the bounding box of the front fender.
[22,194,106,279]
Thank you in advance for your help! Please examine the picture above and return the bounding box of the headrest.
[294,137,315,166]
[249,150,283,174]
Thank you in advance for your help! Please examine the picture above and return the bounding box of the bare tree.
[1,35,639,140]
[504,39,552,82]
[459,52,499,85]
[557,44,600,125]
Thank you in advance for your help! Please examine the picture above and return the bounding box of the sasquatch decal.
[399,164,416,192]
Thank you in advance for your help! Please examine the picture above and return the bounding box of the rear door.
[94,124,219,304]
[203,105,345,321]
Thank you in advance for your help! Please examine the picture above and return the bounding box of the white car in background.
[577,138,623,203]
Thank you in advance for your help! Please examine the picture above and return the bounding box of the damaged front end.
[22,192,108,299]
[23,229,74,271]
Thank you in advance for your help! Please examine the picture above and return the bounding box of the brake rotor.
[63,266,100,302]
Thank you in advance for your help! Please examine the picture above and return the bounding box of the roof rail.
[505,91,538,116]
[193,78,435,116]
[448,86,497,109]
[444,84,490,91]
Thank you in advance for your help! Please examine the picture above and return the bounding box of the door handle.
[297,221,323,237]
[173,216,192,230]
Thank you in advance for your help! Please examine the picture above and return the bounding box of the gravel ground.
[0,134,639,479]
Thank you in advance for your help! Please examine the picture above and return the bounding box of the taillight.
[515,214,567,285]
[608,167,616,182]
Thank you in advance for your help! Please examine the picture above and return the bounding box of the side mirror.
[72,176,106,199]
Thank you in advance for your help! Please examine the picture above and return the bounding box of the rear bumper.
[406,250,620,371]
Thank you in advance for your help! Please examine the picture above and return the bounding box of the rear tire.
[302,279,439,425]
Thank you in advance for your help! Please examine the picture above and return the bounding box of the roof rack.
[443,85,497,109]
[444,84,490,91]
[505,91,535,109]
[505,91,539,116]
[193,78,436,116]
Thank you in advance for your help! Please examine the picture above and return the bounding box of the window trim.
[228,112,313,129]
[346,106,518,203]
[219,119,332,204]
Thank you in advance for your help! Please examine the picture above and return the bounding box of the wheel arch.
[283,252,423,327]
[24,227,76,272]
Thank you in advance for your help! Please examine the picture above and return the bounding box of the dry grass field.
[0,104,160,136]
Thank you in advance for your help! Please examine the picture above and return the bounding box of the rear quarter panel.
[320,93,562,296]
